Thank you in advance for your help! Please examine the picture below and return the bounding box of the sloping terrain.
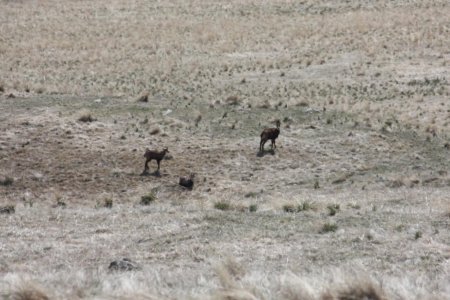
[0,0,449,299]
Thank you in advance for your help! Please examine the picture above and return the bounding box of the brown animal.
[143,147,169,174]
[179,173,195,190]
[260,120,281,152]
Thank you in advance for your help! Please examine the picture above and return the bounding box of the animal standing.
[142,147,169,175]
[179,173,195,190]
[260,119,281,152]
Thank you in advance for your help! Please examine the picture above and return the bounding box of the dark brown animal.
[143,147,169,174]
[260,120,281,152]
[179,173,195,190]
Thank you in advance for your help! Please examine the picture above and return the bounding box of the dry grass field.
[1,0,450,299]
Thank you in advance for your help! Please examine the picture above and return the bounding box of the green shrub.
[249,204,258,212]
[0,176,13,186]
[327,204,340,216]
[320,222,338,233]
[214,201,231,211]
[140,192,156,205]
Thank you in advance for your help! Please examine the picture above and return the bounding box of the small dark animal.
[143,147,169,174]
[179,173,195,189]
[260,120,281,152]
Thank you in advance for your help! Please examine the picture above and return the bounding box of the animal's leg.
[272,139,276,149]
[144,158,150,173]
[156,160,161,172]
[260,139,266,152]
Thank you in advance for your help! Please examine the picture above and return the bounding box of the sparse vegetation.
[283,204,297,213]
[1,0,449,298]
[0,176,14,186]
[103,198,113,208]
[320,222,338,233]
[248,204,258,212]
[283,202,314,213]
[214,201,231,211]
[415,231,423,240]
[327,204,340,216]
[78,113,95,123]
[140,192,156,205]
[0,205,15,214]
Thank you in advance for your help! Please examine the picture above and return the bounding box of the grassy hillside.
[0,0,449,299]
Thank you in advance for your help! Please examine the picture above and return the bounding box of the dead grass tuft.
[214,257,246,291]
[0,204,15,214]
[0,176,14,186]
[150,127,161,135]
[320,222,338,233]
[77,112,96,123]
[322,279,387,300]
[140,192,157,205]
[225,95,240,106]
[137,92,149,102]
[8,281,50,300]
[214,201,231,211]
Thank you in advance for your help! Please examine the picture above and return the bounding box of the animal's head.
[144,148,150,157]
[163,147,169,153]
[189,173,196,179]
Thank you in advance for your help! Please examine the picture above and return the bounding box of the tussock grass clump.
[103,198,113,208]
[214,201,231,211]
[248,204,258,212]
[415,231,422,240]
[283,204,297,213]
[298,201,314,212]
[7,281,50,300]
[78,112,96,123]
[140,192,156,205]
[283,202,314,213]
[320,222,338,233]
[137,92,149,102]
[225,95,240,106]
[327,204,340,216]
[0,205,15,214]
[149,127,160,135]
[0,176,14,186]
[323,278,387,300]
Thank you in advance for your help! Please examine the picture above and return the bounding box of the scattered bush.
[298,201,314,212]
[214,201,231,211]
[283,202,314,213]
[78,113,95,123]
[0,205,15,214]
[225,95,240,105]
[320,222,338,233]
[137,93,149,102]
[248,204,258,212]
[140,192,156,205]
[56,199,66,208]
[104,198,113,208]
[415,231,422,240]
[0,176,14,186]
[283,204,297,213]
[244,192,258,198]
[327,204,340,216]
[150,127,160,135]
